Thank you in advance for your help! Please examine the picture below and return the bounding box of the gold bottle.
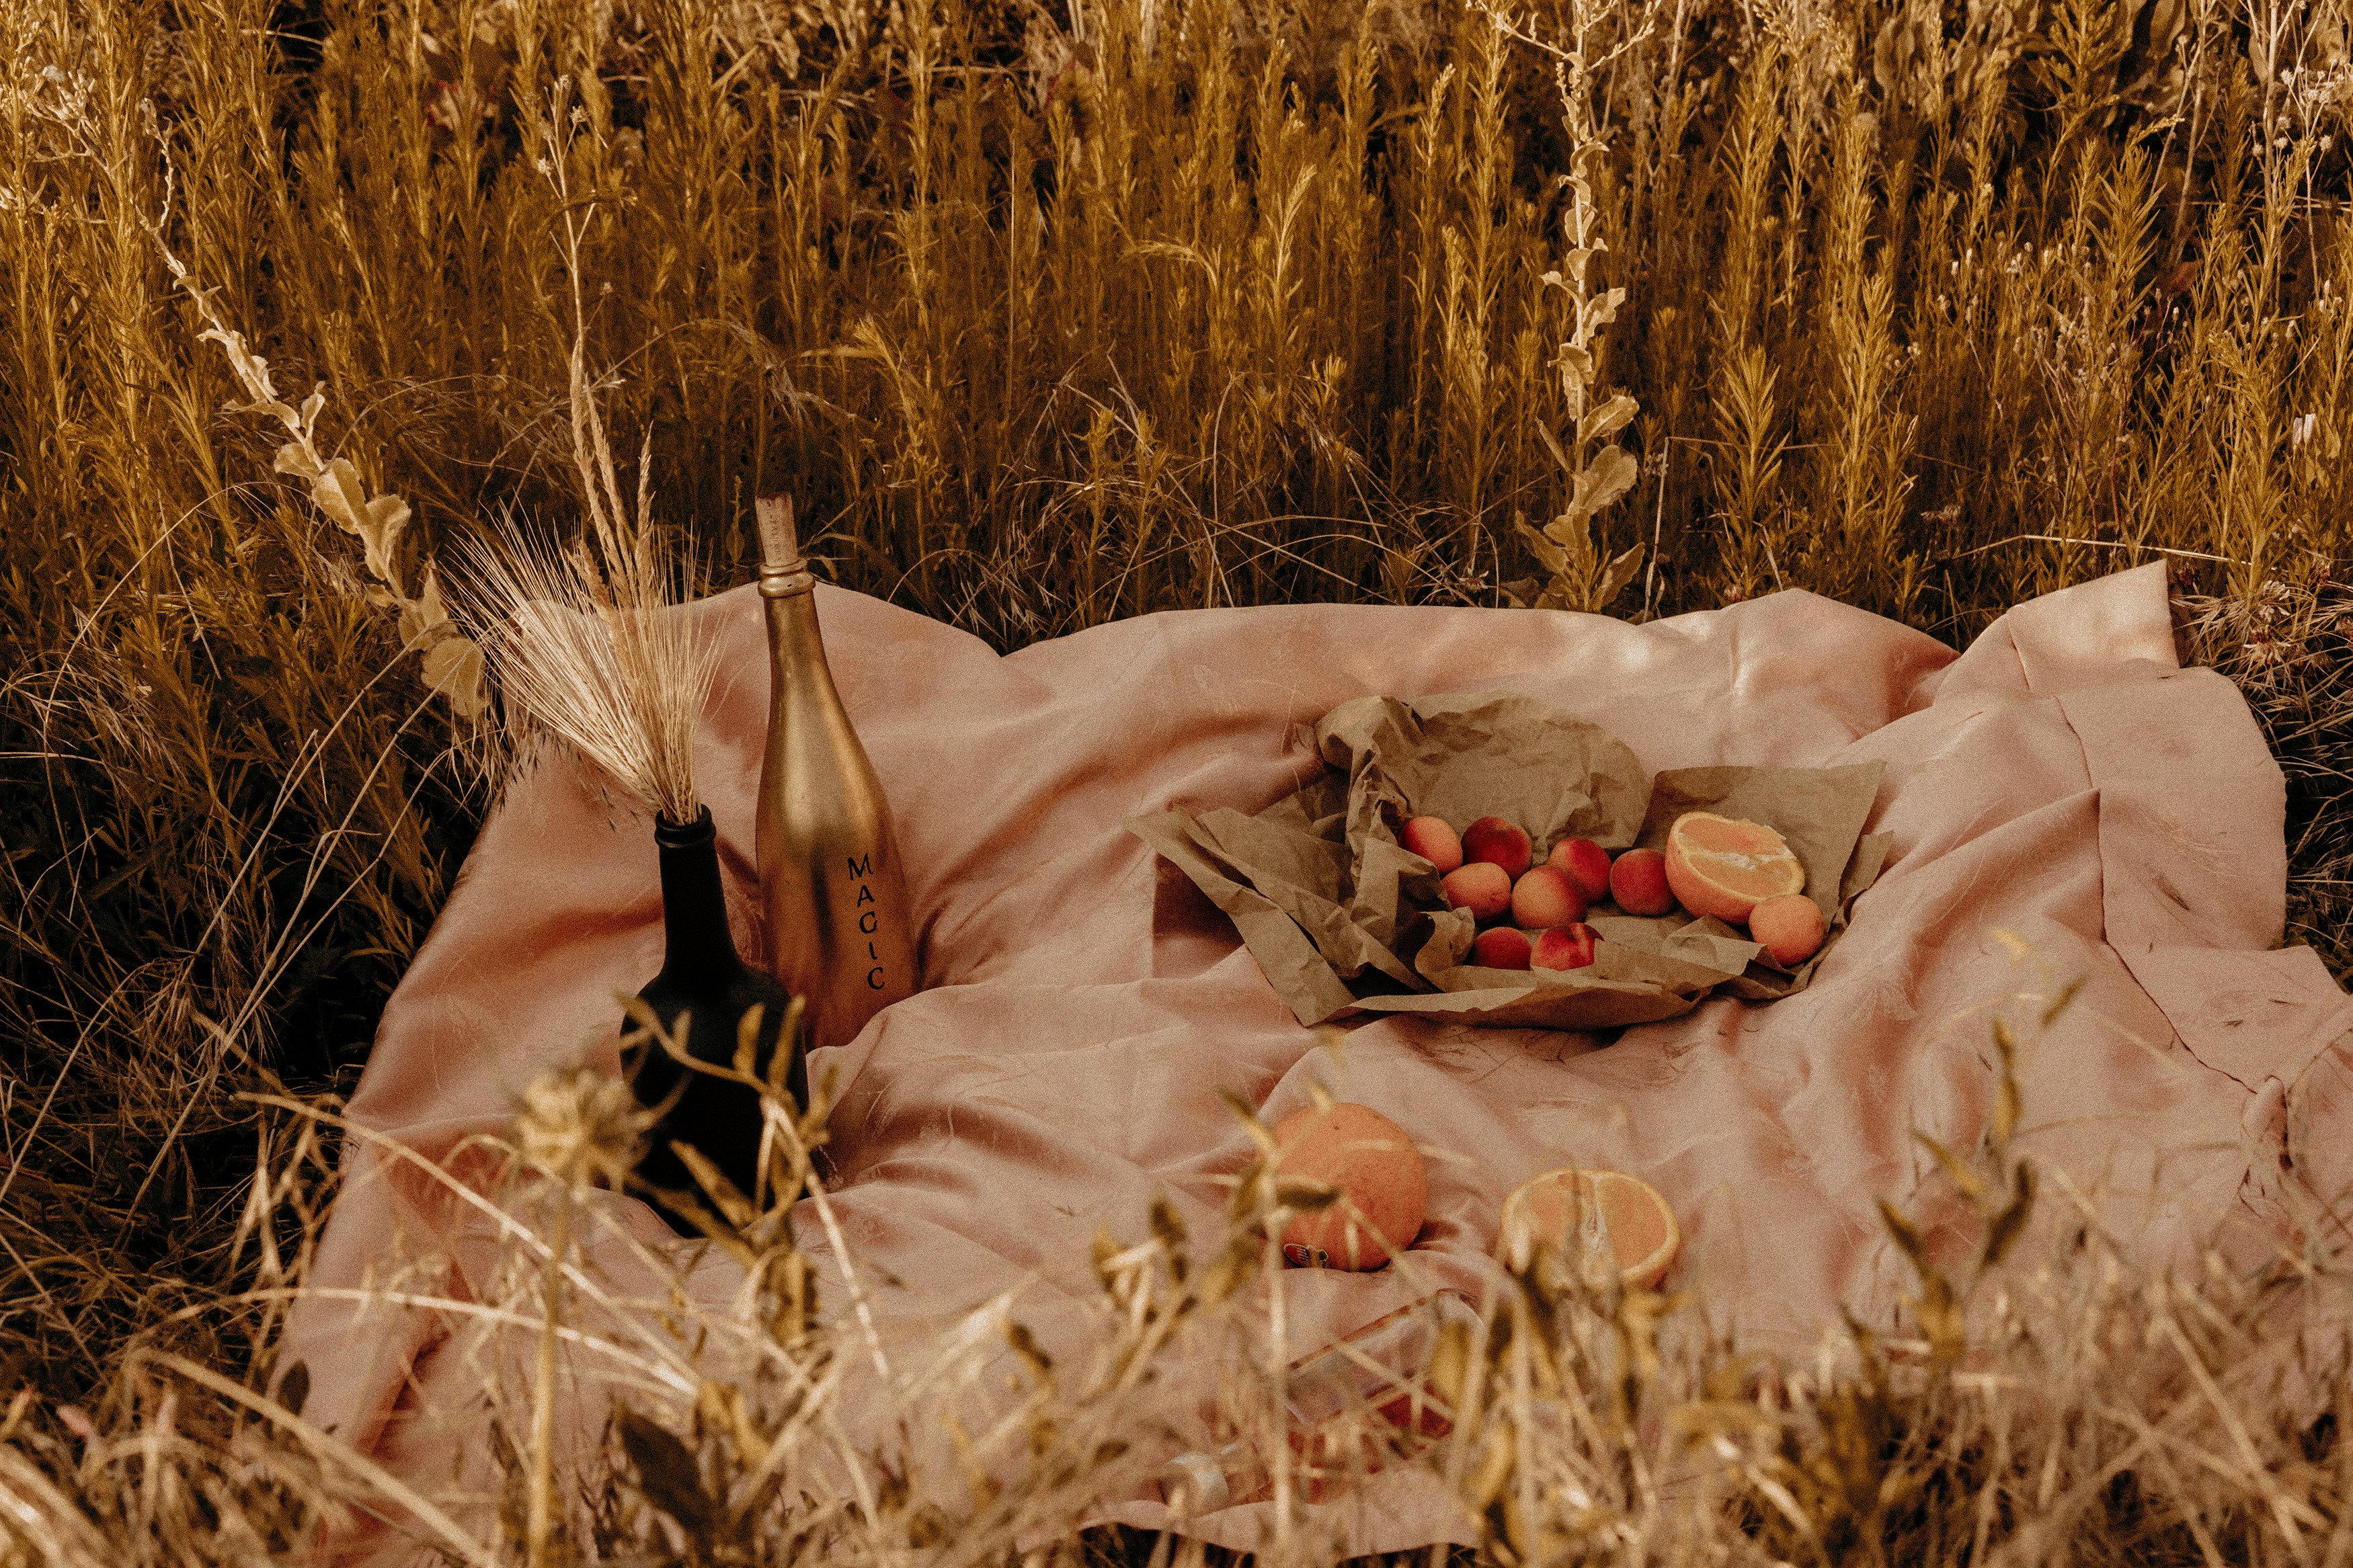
[754,493,917,1055]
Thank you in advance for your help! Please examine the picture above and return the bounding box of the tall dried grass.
[2,0,2352,1559]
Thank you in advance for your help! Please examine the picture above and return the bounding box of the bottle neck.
[760,577,843,692]
[653,807,736,989]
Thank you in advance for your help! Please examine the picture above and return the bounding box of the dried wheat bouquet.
[453,409,715,826]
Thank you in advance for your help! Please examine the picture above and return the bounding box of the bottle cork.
[755,493,801,573]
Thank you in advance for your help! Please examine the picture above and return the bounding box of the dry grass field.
[5,0,2353,1559]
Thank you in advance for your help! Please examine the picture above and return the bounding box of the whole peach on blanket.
[1269,1104,1428,1271]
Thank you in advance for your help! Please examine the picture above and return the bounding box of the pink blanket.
[283,563,2353,1559]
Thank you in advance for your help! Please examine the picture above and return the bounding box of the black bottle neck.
[653,807,739,990]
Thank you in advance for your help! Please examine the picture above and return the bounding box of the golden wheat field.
[6,0,2353,1560]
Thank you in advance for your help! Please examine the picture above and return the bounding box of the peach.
[1472,926,1533,969]
[1749,893,1826,968]
[1270,1104,1428,1271]
[1461,817,1531,880]
[1398,815,1462,874]
[1532,923,1597,971]
[1511,864,1585,930]
[1608,848,1674,916]
[1546,837,1613,901]
[1441,861,1512,922]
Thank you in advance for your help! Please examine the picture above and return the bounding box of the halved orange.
[1663,811,1804,923]
[1497,1168,1680,1290]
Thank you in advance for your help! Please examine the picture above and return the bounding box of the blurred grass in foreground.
[3,0,2353,1559]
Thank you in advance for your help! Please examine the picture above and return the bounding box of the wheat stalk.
[452,82,714,830]
[452,515,712,827]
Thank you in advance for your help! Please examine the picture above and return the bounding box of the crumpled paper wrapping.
[1127,691,1889,1029]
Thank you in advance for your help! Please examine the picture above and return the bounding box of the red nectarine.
[1546,837,1612,901]
[1462,817,1531,880]
[1608,848,1674,917]
[1472,927,1533,969]
[1511,865,1585,930]
[1532,923,1597,970]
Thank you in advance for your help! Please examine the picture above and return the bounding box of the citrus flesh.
[1663,811,1804,923]
[1498,1167,1680,1289]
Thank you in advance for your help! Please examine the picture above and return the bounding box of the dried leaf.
[1981,1163,2036,1270]
[397,560,450,647]
[309,456,370,536]
[1217,1086,1280,1161]
[616,1404,716,1542]
[1516,518,1570,577]
[308,457,409,591]
[275,1360,310,1419]
[1990,1022,2022,1151]
[1876,1198,1927,1268]
[1273,1173,1337,1212]
[361,494,411,592]
[1915,1270,1966,1364]
[1579,393,1636,446]
[1006,1320,1054,1380]
[1572,445,1640,518]
[420,634,487,722]
[1594,542,1645,608]
[1470,1423,1517,1510]
[1536,420,1577,479]
[1552,341,1595,392]
[272,442,321,481]
[1195,1233,1259,1309]
[1914,1132,1987,1203]
[673,1141,756,1231]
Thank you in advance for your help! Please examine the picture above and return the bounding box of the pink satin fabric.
[281,564,2352,1560]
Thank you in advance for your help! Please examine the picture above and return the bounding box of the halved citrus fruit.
[1497,1168,1680,1290]
[1662,811,1804,923]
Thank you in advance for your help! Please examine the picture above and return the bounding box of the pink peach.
[1399,815,1463,874]
[1462,817,1532,880]
[1547,837,1613,902]
[1511,865,1585,930]
[1441,861,1513,922]
[1472,927,1533,969]
[1533,923,1598,971]
[1748,893,1826,968]
[1608,848,1674,917]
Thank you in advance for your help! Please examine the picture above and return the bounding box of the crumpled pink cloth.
[282,563,2353,1560]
